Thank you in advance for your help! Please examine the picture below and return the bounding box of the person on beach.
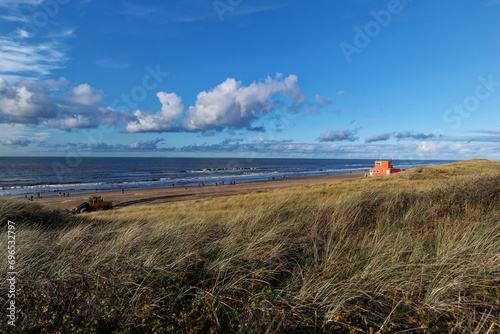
[30,195,33,201]
[122,188,124,194]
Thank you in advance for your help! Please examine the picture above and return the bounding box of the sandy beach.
[22,171,366,211]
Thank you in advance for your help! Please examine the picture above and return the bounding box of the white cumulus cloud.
[0,78,126,131]
[126,74,305,133]
[125,92,185,133]
[184,74,304,131]
[69,83,104,106]
[0,77,58,124]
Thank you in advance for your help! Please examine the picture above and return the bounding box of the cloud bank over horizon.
[0,77,126,131]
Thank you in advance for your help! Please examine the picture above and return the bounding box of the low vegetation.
[1,159,499,333]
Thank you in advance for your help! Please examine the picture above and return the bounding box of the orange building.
[369,160,404,176]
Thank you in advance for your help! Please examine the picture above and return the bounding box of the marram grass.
[1,159,499,333]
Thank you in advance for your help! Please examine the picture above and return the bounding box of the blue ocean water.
[0,157,456,198]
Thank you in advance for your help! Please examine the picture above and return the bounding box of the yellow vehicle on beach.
[71,196,112,213]
[88,196,112,210]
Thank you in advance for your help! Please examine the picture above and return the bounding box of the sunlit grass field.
[1,159,499,333]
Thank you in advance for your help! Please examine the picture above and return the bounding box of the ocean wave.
[22,182,104,189]
[186,167,258,173]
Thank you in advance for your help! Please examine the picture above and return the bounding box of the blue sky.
[1,0,500,160]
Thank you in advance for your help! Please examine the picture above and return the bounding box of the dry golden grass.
[1,159,499,333]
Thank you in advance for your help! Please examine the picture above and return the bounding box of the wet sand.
[21,172,366,211]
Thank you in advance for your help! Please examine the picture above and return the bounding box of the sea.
[0,157,456,198]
